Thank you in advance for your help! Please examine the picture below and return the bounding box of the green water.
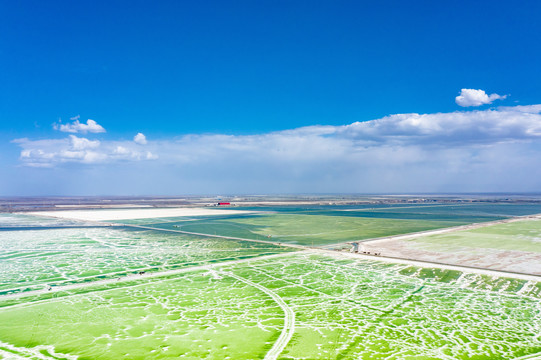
[145,214,465,246]
[120,202,541,247]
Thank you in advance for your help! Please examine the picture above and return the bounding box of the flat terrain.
[0,213,90,227]
[28,207,254,221]
[114,202,541,247]
[359,217,541,275]
[1,253,540,359]
[130,213,469,247]
[0,224,294,296]
[2,202,541,359]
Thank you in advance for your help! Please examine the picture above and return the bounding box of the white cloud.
[114,146,130,155]
[111,145,158,160]
[339,107,541,144]
[82,151,107,163]
[59,150,85,159]
[12,103,541,193]
[13,134,158,167]
[145,151,158,160]
[18,104,541,168]
[497,104,541,114]
[134,133,147,145]
[69,135,100,150]
[54,118,106,134]
[455,88,507,107]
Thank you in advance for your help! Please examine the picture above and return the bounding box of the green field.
[407,218,541,253]
[123,203,541,247]
[223,254,541,359]
[140,213,468,246]
[1,253,539,359]
[0,226,295,295]
[0,270,284,360]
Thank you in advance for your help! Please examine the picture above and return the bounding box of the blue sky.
[2,1,541,195]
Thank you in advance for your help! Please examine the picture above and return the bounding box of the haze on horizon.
[2,1,541,196]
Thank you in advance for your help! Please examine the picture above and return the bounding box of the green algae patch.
[219,254,541,359]
[150,213,465,246]
[1,252,540,359]
[0,226,295,295]
[0,271,283,360]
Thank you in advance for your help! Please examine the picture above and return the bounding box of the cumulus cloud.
[339,108,541,145]
[53,117,106,133]
[111,145,157,160]
[12,103,541,193]
[114,146,130,155]
[69,135,100,150]
[455,89,507,107]
[134,133,147,145]
[16,103,541,168]
[14,135,157,167]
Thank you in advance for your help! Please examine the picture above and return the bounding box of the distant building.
[217,202,231,206]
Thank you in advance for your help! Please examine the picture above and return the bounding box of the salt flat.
[4,203,541,359]
[2,252,540,360]
[28,207,254,221]
[358,217,541,275]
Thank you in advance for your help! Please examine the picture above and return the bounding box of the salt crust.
[28,207,253,221]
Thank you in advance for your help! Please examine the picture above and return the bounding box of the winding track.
[220,271,295,360]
